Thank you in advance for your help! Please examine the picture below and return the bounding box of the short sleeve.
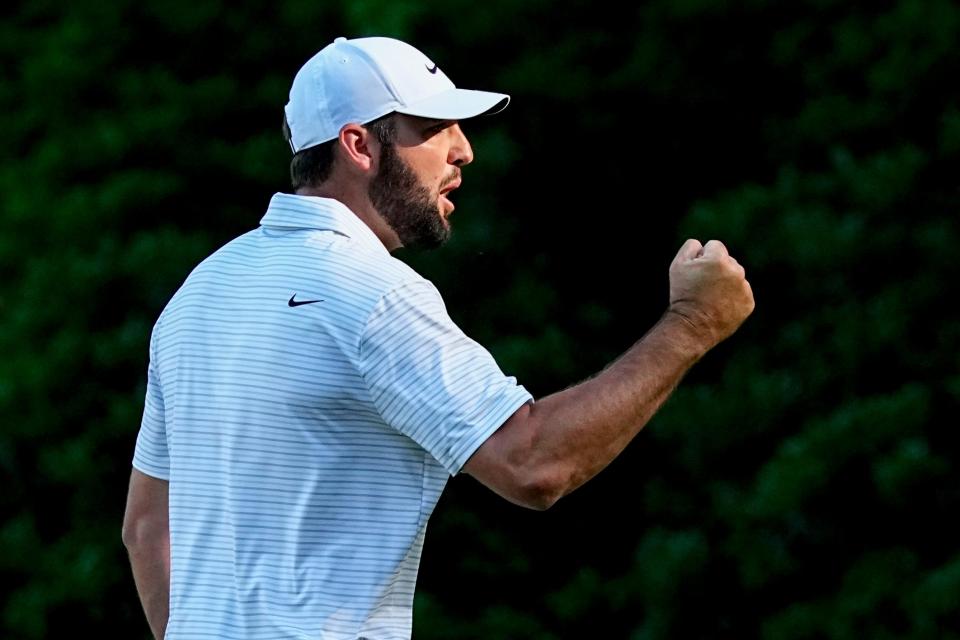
[132,327,171,480]
[359,280,533,476]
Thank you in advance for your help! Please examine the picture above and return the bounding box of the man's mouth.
[439,177,461,213]
[439,178,461,196]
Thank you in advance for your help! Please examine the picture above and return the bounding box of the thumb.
[673,238,703,265]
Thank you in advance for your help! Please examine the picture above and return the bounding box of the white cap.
[284,36,511,153]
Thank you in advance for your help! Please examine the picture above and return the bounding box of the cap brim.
[395,88,510,121]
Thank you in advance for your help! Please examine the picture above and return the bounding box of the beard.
[367,142,452,251]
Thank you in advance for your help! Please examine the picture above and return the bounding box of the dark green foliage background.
[1,0,957,637]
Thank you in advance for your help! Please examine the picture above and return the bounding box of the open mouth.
[439,178,461,214]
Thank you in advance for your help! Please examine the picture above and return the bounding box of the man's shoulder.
[167,230,432,324]
[305,233,431,298]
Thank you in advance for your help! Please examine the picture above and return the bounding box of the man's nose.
[448,124,474,167]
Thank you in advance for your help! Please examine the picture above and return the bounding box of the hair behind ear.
[284,113,398,191]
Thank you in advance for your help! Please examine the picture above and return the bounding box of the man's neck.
[295,185,402,252]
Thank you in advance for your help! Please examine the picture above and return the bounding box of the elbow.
[517,468,567,511]
[466,403,571,511]
[507,425,570,510]
[122,514,166,551]
[525,491,561,512]
[122,469,170,552]
[121,517,140,550]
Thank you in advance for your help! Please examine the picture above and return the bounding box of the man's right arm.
[122,468,170,639]
[463,239,755,510]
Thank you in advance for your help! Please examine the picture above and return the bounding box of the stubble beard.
[368,142,451,251]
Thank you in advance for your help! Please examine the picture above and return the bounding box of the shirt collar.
[260,193,389,255]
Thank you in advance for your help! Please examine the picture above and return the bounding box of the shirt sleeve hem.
[132,459,171,482]
[445,386,534,477]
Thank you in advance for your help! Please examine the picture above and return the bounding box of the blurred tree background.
[1,0,958,637]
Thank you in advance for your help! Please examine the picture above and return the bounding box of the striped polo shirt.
[132,193,532,639]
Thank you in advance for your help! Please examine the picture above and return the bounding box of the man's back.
[134,194,531,638]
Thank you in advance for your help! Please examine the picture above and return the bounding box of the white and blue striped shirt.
[133,193,532,639]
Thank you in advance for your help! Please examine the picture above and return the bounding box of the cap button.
[334,37,346,43]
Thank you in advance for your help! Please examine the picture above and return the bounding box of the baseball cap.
[284,36,510,153]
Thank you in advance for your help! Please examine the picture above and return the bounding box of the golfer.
[122,35,754,640]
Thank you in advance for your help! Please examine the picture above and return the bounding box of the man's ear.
[337,123,377,173]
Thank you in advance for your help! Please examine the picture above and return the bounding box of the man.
[122,36,754,640]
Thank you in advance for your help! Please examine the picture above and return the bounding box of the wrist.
[659,306,716,360]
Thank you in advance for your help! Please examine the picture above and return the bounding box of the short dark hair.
[283,114,398,190]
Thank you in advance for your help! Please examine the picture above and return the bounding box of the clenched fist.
[667,239,755,349]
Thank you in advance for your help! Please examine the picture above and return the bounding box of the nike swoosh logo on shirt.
[288,294,324,307]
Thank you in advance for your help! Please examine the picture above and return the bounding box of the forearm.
[126,534,170,639]
[527,310,708,500]
[466,239,753,510]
